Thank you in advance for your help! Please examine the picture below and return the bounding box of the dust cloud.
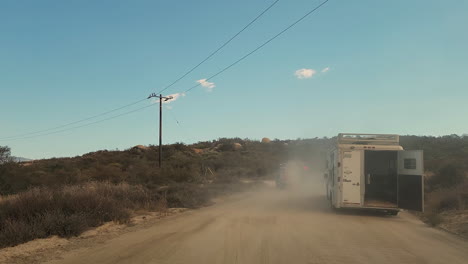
[277,159,326,197]
[245,157,328,214]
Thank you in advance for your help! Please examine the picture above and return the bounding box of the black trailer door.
[397,150,424,212]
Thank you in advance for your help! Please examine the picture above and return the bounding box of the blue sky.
[1,0,467,159]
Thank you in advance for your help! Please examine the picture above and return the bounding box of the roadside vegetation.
[0,138,327,248]
[0,182,154,248]
[400,135,468,235]
[0,135,467,247]
[423,163,468,232]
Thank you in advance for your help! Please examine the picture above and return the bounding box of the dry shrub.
[426,188,460,212]
[0,181,258,248]
[427,164,466,189]
[0,182,161,248]
[424,179,468,228]
[165,183,211,208]
[426,181,468,213]
[426,212,444,226]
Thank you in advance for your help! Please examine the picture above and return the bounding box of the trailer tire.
[387,210,399,216]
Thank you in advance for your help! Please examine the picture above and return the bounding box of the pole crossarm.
[148,93,173,101]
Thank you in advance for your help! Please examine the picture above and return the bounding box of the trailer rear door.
[397,150,424,212]
[341,150,362,205]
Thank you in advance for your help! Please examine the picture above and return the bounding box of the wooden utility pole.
[159,94,163,168]
[147,93,173,168]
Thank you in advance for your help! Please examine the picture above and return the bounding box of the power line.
[0,98,148,140]
[2,0,330,142]
[183,0,330,93]
[156,0,280,95]
[0,103,156,142]
[1,1,280,141]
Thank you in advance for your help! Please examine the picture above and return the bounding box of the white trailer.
[325,133,424,215]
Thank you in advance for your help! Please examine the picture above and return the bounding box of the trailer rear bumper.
[336,204,400,215]
[340,203,400,211]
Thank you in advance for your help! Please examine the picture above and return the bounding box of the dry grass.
[426,182,468,212]
[423,180,468,230]
[438,210,468,236]
[425,212,444,226]
[0,182,162,248]
[0,181,258,249]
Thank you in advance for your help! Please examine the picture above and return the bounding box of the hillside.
[0,135,467,247]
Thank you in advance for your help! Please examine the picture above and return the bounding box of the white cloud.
[151,92,185,104]
[196,78,215,91]
[321,67,330,73]
[294,68,316,79]
[166,92,185,103]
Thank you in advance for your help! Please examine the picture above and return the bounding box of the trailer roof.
[337,133,400,145]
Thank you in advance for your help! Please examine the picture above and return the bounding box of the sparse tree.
[0,146,11,164]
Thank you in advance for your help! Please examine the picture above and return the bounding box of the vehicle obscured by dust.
[275,159,325,197]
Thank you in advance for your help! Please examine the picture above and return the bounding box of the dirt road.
[45,186,468,264]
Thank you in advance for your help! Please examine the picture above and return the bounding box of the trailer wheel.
[387,210,399,216]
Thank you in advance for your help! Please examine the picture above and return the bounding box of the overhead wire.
[0,98,148,140]
[156,0,280,95]
[183,0,330,94]
[0,0,281,141]
[2,0,331,142]
[0,103,156,142]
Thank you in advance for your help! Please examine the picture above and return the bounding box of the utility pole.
[159,94,162,168]
[148,93,173,168]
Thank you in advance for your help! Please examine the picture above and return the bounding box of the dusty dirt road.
[45,185,468,264]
